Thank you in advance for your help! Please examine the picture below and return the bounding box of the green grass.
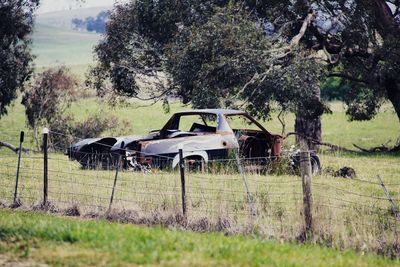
[1,98,400,261]
[0,148,399,255]
[0,209,398,267]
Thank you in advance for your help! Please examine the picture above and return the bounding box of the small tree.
[0,0,39,118]
[21,67,78,149]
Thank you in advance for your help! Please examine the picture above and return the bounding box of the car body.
[66,109,318,172]
[65,109,283,169]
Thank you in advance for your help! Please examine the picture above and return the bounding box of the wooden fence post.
[179,149,186,216]
[234,149,254,214]
[108,142,124,214]
[300,139,313,238]
[377,175,400,220]
[13,131,24,206]
[43,128,49,206]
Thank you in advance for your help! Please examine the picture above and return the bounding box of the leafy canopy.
[0,0,39,117]
[89,0,400,123]
[89,0,327,120]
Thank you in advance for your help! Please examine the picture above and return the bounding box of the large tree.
[89,0,400,149]
[89,0,327,148]
[320,0,400,123]
[0,0,39,117]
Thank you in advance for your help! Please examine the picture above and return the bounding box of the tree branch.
[285,132,359,152]
[0,141,31,154]
[327,73,368,84]
[290,11,314,47]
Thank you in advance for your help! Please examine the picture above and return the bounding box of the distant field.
[36,6,111,30]
[32,23,100,76]
[0,210,398,267]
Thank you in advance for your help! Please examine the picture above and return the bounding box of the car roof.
[174,109,245,116]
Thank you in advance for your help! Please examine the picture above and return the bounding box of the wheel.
[310,154,321,175]
[290,152,321,176]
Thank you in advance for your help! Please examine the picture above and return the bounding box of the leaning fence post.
[300,139,313,238]
[377,175,400,220]
[13,131,24,206]
[108,142,124,214]
[234,150,252,203]
[179,148,187,216]
[43,128,49,206]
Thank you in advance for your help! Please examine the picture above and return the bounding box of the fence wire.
[0,130,399,241]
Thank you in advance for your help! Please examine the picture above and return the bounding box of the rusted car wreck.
[66,109,320,172]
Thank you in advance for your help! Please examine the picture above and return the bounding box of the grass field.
[1,96,400,263]
[32,23,100,77]
[1,147,399,252]
[0,209,399,267]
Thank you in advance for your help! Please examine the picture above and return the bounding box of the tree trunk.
[385,78,400,123]
[295,115,321,151]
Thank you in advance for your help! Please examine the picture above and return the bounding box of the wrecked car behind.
[65,109,319,173]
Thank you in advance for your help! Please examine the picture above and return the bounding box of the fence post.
[179,148,186,216]
[108,142,124,214]
[43,128,49,206]
[13,131,24,206]
[300,139,313,238]
[234,149,254,212]
[377,175,400,220]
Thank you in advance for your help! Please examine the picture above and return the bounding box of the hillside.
[36,6,111,30]
[32,7,110,76]
[32,23,101,76]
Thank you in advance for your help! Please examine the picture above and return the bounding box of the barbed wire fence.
[0,129,399,252]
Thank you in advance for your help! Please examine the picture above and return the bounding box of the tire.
[310,154,321,175]
[290,152,321,176]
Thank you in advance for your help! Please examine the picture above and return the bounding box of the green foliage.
[0,0,39,117]
[90,1,328,123]
[242,50,328,120]
[321,77,349,101]
[87,0,400,127]
[310,1,400,122]
[21,66,78,148]
[21,67,78,129]
[166,8,270,109]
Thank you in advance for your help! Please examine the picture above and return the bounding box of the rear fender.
[172,150,209,168]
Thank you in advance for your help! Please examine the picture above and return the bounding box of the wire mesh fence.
[0,130,399,251]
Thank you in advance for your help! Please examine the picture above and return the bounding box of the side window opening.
[178,114,217,133]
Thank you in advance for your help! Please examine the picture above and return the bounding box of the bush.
[21,67,78,149]
[49,113,129,151]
